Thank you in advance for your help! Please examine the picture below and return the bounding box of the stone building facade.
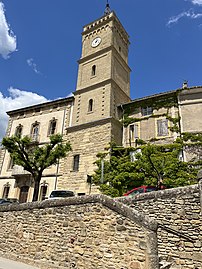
[0,98,73,202]
[121,84,202,162]
[0,9,202,202]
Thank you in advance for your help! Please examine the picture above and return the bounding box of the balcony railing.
[12,165,30,176]
[30,134,40,143]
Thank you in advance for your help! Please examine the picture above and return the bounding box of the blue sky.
[0,0,202,139]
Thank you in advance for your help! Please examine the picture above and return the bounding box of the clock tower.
[60,6,131,194]
[72,7,131,125]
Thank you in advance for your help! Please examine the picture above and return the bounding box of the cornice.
[66,117,121,133]
[7,97,74,116]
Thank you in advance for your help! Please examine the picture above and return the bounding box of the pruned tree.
[2,134,71,201]
[92,142,198,197]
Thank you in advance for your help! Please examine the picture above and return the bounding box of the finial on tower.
[104,0,111,15]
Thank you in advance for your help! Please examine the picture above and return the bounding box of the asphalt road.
[0,257,39,269]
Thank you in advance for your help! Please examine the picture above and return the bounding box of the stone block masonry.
[119,185,202,269]
[0,195,159,269]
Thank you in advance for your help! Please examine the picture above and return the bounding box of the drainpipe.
[120,105,125,147]
[177,91,186,162]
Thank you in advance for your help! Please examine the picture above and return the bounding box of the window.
[2,184,10,199]
[92,65,96,76]
[19,186,29,203]
[129,124,139,142]
[39,185,48,201]
[48,118,57,135]
[88,99,93,112]
[15,124,23,137]
[141,107,153,116]
[157,119,168,137]
[73,155,80,171]
[31,122,40,141]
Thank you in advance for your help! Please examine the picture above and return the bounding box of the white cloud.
[27,58,41,74]
[0,2,17,59]
[191,0,202,5]
[0,88,48,141]
[167,9,202,26]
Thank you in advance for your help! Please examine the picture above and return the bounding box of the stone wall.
[119,185,202,269]
[0,195,159,269]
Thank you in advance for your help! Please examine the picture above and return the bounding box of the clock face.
[91,37,102,48]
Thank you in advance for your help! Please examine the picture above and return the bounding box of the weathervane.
[104,0,111,15]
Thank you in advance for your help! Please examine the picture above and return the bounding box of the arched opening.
[88,99,93,112]
[92,65,96,76]
[19,186,29,203]
[2,184,10,199]
[31,122,40,141]
[39,184,48,201]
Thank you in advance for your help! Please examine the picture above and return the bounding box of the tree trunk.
[157,176,163,190]
[32,175,41,202]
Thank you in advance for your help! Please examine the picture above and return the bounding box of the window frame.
[141,106,153,116]
[2,184,10,199]
[31,121,40,141]
[73,154,80,172]
[156,118,169,137]
[88,99,94,113]
[39,183,48,201]
[48,118,57,136]
[91,65,96,76]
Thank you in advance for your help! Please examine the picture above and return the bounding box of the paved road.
[0,257,39,269]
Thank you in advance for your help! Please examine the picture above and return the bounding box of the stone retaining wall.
[119,185,202,269]
[0,195,159,269]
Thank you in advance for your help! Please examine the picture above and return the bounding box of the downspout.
[120,105,125,147]
[177,91,186,161]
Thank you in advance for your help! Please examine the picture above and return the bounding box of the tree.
[2,134,71,201]
[92,142,198,197]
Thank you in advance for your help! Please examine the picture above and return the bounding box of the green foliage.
[92,142,198,197]
[2,134,71,201]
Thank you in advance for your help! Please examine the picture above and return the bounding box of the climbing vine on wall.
[121,92,181,134]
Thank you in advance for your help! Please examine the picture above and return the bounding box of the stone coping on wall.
[117,184,199,204]
[0,194,158,232]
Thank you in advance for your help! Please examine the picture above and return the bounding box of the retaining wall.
[0,195,158,269]
[119,185,202,269]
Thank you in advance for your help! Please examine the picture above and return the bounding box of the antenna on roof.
[104,0,111,15]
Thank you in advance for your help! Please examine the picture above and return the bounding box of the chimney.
[183,81,188,89]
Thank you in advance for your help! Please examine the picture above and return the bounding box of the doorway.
[19,186,29,203]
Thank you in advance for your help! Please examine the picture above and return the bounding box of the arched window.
[92,65,96,76]
[88,99,93,112]
[15,124,23,137]
[73,155,80,171]
[2,183,10,199]
[39,182,48,201]
[48,118,57,135]
[31,121,40,141]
